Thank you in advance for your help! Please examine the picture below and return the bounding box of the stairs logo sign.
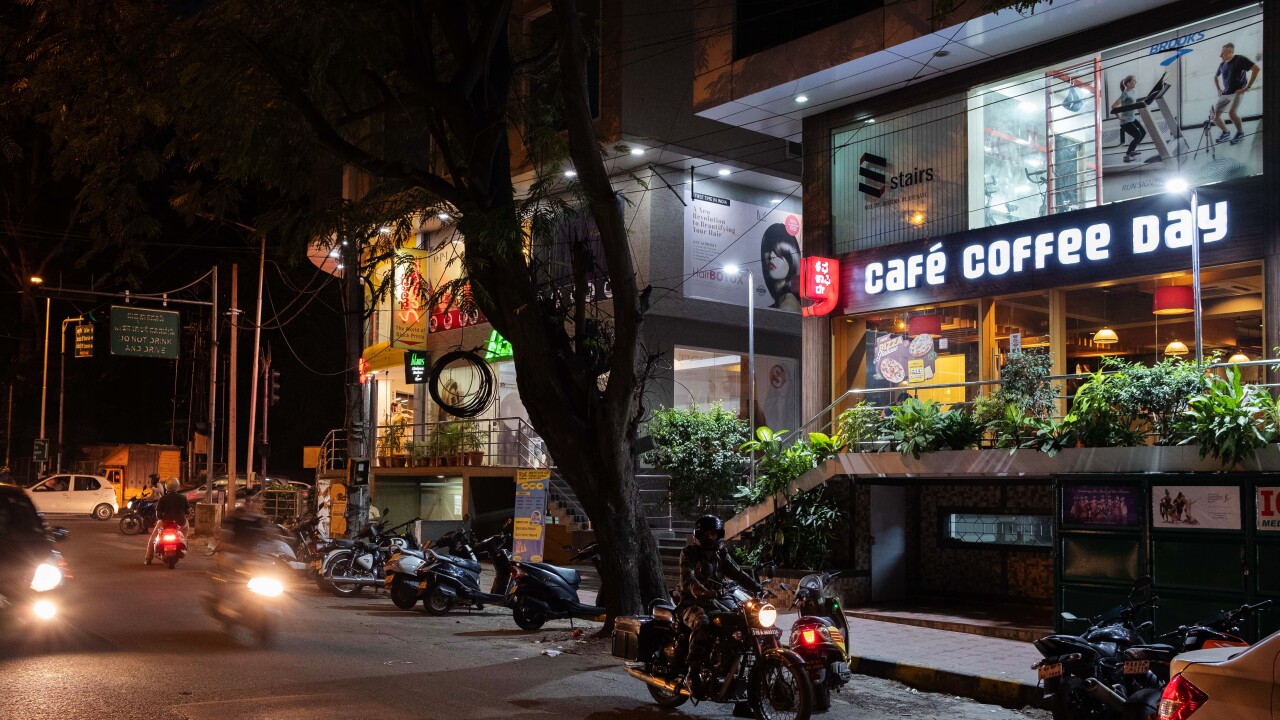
[514,469,550,562]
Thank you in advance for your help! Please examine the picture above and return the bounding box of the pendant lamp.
[1153,285,1194,315]
[907,314,942,337]
[1228,352,1250,364]
[1094,290,1118,345]
[1164,339,1189,356]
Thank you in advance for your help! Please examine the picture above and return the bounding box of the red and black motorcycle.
[152,521,188,569]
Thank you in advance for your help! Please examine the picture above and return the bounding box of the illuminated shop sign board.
[800,257,839,317]
[839,184,1264,314]
[404,350,430,384]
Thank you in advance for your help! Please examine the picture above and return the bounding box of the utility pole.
[38,296,50,476]
[206,266,218,504]
[55,317,78,473]
[261,349,272,482]
[245,235,266,484]
[226,263,239,518]
[5,383,13,468]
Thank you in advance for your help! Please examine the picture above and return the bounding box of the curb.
[845,611,1047,643]
[849,654,1050,710]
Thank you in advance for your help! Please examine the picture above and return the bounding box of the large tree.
[21,0,666,613]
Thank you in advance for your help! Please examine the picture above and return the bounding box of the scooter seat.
[527,562,580,588]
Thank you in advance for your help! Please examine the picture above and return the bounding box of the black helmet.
[693,515,724,550]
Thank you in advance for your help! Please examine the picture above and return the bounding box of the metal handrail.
[370,416,548,469]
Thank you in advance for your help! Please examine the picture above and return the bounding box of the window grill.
[945,512,1052,548]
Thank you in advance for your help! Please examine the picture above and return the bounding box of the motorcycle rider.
[145,479,191,565]
[679,515,762,696]
[140,473,162,500]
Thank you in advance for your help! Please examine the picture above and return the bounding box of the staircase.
[547,471,591,530]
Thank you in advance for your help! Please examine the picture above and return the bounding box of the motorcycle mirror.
[1061,612,1079,622]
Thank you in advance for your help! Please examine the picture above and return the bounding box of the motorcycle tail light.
[802,629,817,645]
[1158,674,1208,720]
[162,534,177,542]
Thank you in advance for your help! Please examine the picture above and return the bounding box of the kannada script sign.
[110,306,180,359]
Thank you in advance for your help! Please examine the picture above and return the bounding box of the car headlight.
[757,603,778,628]
[30,563,63,592]
[247,576,284,597]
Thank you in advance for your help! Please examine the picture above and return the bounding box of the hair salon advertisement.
[683,195,802,311]
[1100,6,1262,202]
[1152,485,1242,530]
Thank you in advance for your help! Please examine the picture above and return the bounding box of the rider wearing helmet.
[679,515,761,688]
[145,479,191,564]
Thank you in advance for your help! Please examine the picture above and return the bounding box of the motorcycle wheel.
[119,515,142,535]
[166,556,178,570]
[327,554,365,598]
[390,579,420,610]
[748,654,813,720]
[423,586,453,616]
[647,683,688,708]
[512,602,546,631]
[812,681,831,714]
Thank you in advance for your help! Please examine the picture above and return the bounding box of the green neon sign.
[485,330,513,361]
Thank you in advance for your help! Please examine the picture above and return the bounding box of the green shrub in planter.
[643,403,748,516]
[1182,365,1269,469]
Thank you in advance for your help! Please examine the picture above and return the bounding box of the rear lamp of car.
[1158,674,1208,720]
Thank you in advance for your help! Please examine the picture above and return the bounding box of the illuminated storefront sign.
[800,257,839,317]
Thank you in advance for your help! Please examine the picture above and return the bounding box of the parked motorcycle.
[505,543,606,631]
[1033,577,1159,720]
[150,520,188,569]
[613,581,814,720]
[321,513,420,597]
[787,570,852,712]
[385,520,504,611]
[204,553,287,646]
[416,528,513,615]
[119,496,159,535]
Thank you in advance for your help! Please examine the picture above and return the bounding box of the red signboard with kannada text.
[800,256,839,317]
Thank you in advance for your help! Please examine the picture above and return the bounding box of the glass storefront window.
[673,347,799,430]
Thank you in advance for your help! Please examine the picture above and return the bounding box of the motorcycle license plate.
[751,628,780,636]
[1037,663,1063,680]
[1123,660,1150,675]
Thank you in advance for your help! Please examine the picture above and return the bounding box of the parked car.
[182,476,307,505]
[0,485,70,630]
[25,474,118,520]
[1158,628,1280,719]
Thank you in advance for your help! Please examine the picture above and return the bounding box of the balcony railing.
[371,417,547,470]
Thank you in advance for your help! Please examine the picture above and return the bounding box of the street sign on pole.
[32,438,49,464]
[110,306,180,359]
[74,323,94,358]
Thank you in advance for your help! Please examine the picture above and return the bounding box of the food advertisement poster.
[513,469,550,563]
[865,330,937,394]
[1063,485,1141,527]
[1153,485,1241,530]
[1258,487,1280,532]
[682,193,803,312]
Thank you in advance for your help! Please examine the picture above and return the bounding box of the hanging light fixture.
[1164,339,1189,356]
[1094,289,1118,345]
[1153,285,1194,315]
[1228,351,1251,364]
[907,314,942,337]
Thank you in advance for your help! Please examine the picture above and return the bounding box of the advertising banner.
[1258,487,1280,532]
[832,94,967,251]
[1100,6,1263,202]
[1153,485,1241,530]
[390,249,430,349]
[683,194,803,311]
[424,236,485,333]
[865,330,938,395]
[1063,485,1141,527]
[110,306,180,359]
[513,469,550,562]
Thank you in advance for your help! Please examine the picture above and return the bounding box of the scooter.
[787,570,853,713]
[384,524,486,611]
[150,520,188,569]
[204,553,287,646]
[321,512,420,597]
[416,528,513,616]
[507,544,605,631]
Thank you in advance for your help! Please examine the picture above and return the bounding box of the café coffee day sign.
[838,184,1264,314]
[110,306,180,359]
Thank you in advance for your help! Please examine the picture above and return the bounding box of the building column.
[1050,289,1068,417]
[979,298,997,390]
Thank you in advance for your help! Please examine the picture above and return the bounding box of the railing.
[370,416,547,469]
[317,429,350,474]
[548,471,591,530]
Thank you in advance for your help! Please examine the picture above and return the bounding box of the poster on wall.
[513,469,550,563]
[535,207,615,309]
[683,194,803,311]
[1152,485,1241,530]
[757,356,799,435]
[831,94,967,251]
[1258,487,1280,531]
[1063,485,1141,527]
[425,232,486,333]
[1100,6,1263,202]
[864,330,937,398]
[390,249,429,349]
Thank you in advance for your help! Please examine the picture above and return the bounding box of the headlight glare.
[30,563,63,592]
[247,576,284,597]
[758,603,777,628]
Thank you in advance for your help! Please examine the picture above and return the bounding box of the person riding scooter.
[679,515,761,695]
[145,479,191,565]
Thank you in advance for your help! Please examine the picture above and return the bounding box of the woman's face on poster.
[764,246,792,281]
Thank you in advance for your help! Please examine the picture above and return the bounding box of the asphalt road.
[0,517,1047,720]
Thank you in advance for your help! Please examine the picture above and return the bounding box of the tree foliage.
[643,403,748,516]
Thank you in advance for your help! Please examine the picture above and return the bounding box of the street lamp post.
[38,294,50,475]
[56,317,79,473]
[726,264,755,486]
[1166,178,1203,365]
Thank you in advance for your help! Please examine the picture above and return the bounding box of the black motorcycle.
[118,496,159,535]
[614,581,814,720]
[321,513,420,597]
[787,571,852,713]
[1033,577,1159,720]
[417,529,513,615]
[384,522,485,610]
[1118,598,1274,694]
[506,544,606,631]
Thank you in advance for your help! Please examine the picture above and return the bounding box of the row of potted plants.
[377,421,487,467]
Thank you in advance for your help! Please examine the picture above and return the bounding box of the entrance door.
[870,485,907,603]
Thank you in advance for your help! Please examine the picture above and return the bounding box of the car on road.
[24,473,118,520]
[1158,628,1280,719]
[0,485,70,629]
[183,476,311,507]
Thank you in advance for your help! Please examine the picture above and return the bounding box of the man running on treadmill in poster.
[1213,42,1260,146]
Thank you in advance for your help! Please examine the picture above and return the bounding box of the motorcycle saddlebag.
[612,616,652,661]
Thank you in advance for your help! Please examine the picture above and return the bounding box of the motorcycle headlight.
[30,563,63,592]
[247,576,284,597]
[32,599,57,620]
[757,603,778,628]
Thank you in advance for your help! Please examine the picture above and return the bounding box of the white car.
[25,474,118,520]
[1158,628,1280,719]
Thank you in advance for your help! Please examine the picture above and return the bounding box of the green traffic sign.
[110,306,180,359]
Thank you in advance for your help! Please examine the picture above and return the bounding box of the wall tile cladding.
[913,483,1053,602]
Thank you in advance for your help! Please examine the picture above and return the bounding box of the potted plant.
[461,421,486,466]
[381,419,408,467]
[431,422,464,466]
[407,440,430,467]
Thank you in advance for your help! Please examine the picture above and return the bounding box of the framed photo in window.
[1062,485,1140,528]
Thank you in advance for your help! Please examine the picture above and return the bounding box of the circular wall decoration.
[429,350,496,418]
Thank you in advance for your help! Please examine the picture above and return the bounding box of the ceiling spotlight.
[341,240,349,246]
[630,147,644,156]
[724,264,740,275]
[328,249,339,258]
[795,95,809,103]
[909,211,925,226]
[1166,177,1189,194]
[336,263,346,270]
[564,170,577,178]
[718,168,731,176]
[29,276,43,285]
[770,199,782,204]
[437,213,450,221]
[865,118,875,124]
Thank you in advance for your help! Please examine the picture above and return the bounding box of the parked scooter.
[787,570,853,712]
[119,496,159,535]
[507,543,606,631]
[385,519,503,611]
[416,526,513,615]
[1032,577,1159,720]
[150,520,188,569]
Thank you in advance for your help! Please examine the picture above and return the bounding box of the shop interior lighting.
[718,168,731,176]
[1228,352,1251,364]
[630,147,644,156]
[1094,290,1118,345]
[1164,339,1189,356]
[379,226,391,234]
[1153,285,1194,315]
[564,170,577,178]
[794,95,809,103]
